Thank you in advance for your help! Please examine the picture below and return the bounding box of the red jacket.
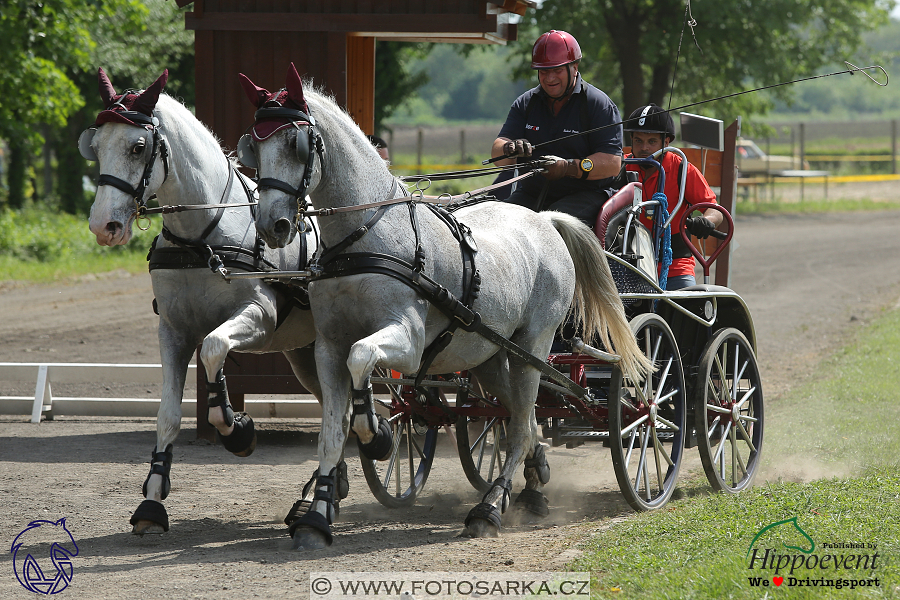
[626,151,717,278]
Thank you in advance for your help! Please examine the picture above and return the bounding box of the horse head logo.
[11,518,79,595]
[747,516,816,557]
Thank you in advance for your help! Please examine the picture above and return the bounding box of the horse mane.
[154,94,239,166]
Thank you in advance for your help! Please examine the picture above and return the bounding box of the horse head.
[84,67,169,246]
[237,63,323,248]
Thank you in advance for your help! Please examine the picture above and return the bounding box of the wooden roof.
[175,1,537,44]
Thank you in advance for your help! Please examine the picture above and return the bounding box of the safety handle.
[679,202,734,280]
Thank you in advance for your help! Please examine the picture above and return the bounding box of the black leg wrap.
[284,461,348,527]
[218,412,257,457]
[205,372,233,426]
[142,444,173,500]
[357,416,393,461]
[524,443,551,484]
[513,489,550,516]
[130,499,169,532]
[287,471,338,546]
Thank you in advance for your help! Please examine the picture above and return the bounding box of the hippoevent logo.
[11,518,79,595]
[746,517,880,591]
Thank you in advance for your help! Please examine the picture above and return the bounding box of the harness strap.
[316,253,594,402]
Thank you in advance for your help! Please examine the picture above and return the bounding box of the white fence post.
[31,364,50,423]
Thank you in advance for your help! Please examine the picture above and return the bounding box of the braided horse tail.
[544,211,653,382]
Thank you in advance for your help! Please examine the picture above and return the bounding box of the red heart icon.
[773,577,784,586]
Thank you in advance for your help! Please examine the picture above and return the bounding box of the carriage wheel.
[695,328,764,493]
[360,418,438,508]
[456,413,510,493]
[610,313,686,511]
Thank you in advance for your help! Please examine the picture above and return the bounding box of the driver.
[625,104,724,290]
[490,30,623,227]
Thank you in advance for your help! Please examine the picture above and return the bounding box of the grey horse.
[240,64,650,549]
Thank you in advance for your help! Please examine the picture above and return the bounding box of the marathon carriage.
[355,147,763,514]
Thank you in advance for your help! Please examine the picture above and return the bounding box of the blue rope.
[652,191,672,292]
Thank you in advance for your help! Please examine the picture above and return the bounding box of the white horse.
[240,64,651,550]
[84,68,332,535]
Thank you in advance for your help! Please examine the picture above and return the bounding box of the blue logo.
[11,518,79,594]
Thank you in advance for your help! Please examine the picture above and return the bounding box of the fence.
[0,362,321,424]
[382,120,900,175]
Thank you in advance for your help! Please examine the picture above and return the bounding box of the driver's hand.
[685,216,717,239]
[503,139,533,158]
[540,156,570,181]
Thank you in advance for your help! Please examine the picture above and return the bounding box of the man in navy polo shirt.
[490,30,623,227]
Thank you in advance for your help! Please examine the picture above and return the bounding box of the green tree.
[374,41,433,134]
[521,0,892,124]
[0,0,98,207]
[57,0,193,214]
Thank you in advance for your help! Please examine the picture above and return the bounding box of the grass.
[573,305,900,598]
[0,207,160,283]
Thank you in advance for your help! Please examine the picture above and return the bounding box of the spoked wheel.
[456,413,509,493]
[695,328,764,493]
[360,371,438,508]
[610,313,686,511]
[455,375,509,493]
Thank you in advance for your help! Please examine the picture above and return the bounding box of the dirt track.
[2,209,900,599]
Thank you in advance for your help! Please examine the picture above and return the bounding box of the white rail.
[0,362,322,423]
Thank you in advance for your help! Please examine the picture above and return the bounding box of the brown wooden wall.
[194,30,350,152]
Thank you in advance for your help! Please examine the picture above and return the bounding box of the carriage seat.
[595,181,643,250]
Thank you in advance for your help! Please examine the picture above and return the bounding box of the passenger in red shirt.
[624,104,724,290]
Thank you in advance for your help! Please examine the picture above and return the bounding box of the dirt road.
[2,209,900,599]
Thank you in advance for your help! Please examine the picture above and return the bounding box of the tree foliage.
[520,0,893,126]
[374,41,433,134]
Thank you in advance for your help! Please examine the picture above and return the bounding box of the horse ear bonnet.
[236,65,313,170]
[79,68,169,162]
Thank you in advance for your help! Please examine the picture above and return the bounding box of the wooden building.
[174,0,536,151]
[172,0,536,439]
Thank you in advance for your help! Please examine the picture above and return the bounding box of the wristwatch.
[580,158,593,180]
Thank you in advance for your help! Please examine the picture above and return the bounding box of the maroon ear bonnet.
[239,63,311,140]
[94,68,168,127]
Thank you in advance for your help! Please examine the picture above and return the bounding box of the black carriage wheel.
[609,313,686,511]
[360,418,438,508]
[456,412,509,494]
[695,328,764,493]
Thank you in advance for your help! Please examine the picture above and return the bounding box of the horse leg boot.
[350,378,393,461]
[206,369,256,457]
[289,467,341,550]
[130,444,173,534]
[514,442,551,516]
[284,459,349,526]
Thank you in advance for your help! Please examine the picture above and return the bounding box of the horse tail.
[545,211,653,382]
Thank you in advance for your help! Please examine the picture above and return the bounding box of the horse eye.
[132,140,146,155]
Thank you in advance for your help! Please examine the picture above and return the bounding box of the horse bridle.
[90,108,170,227]
[244,105,325,231]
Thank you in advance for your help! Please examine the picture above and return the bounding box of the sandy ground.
[2,208,900,598]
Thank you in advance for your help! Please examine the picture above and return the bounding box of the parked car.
[736,139,808,176]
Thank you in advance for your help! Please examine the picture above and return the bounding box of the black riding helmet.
[624,104,676,142]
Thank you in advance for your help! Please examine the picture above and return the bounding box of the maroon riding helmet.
[531,30,582,70]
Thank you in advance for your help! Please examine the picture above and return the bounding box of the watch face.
[581,158,593,172]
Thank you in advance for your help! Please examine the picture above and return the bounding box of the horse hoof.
[462,502,502,538]
[513,489,549,517]
[220,413,256,457]
[231,431,257,457]
[130,499,169,534]
[291,526,330,551]
[461,518,500,538]
[132,520,167,535]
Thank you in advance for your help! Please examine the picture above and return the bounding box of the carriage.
[83,66,761,546]
[353,147,763,514]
